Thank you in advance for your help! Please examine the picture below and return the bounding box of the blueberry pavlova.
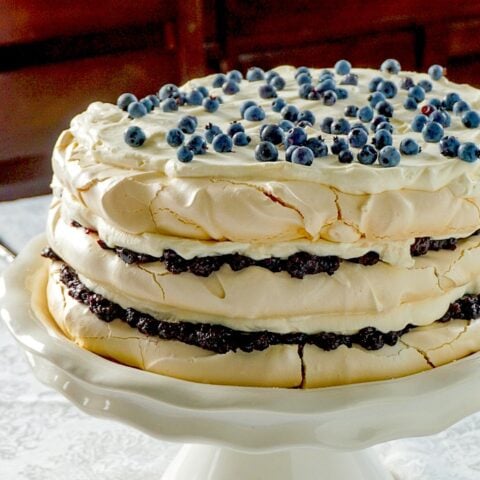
[40,59,480,387]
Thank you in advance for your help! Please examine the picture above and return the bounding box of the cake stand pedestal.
[3,236,480,480]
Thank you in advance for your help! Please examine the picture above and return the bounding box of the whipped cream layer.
[52,66,480,243]
[48,205,480,334]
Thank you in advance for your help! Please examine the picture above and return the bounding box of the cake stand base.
[162,444,394,480]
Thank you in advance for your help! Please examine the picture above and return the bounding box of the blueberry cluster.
[53,259,480,354]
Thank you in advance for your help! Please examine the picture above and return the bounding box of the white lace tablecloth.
[1,195,480,480]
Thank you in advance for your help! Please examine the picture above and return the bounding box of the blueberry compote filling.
[42,249,480,354]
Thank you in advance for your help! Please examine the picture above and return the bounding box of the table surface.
[1,195,480,480]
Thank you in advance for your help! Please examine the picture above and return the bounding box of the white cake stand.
[3,236,480,480]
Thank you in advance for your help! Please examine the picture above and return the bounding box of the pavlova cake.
[41,59,480,387]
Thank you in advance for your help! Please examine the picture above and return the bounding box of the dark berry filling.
[44,251,480,354]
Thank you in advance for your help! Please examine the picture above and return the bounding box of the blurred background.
[2,0,480,200]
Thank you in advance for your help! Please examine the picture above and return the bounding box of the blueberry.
[272,97,287,112]
[458,142,480,162]
[335,88,349,100]
[400,138,421,155]
[357,144,378,164]
[348,127,368,148]
[286,127,307,146]
[259,84,277,99]
[240,100,258,118]
[158,83,179,100]
[212,73,227,88]
[422,121,444,142]
[371,115,389,131]
[255,141,278,162]
[174,91,187,106]
[186,89,204,105]
[322,90,337,106]
[411,114,429,132]
[297,110,316,125]
[265,70,280,83]
[306,137,328,157]
[331,136,349,154]
[376,100,394,117]
[400,77,415,90]
[340,74,358,86]
[317,78,337,93]
[222,80,240,95]
[439,136,460,157]
[350,122,369,134]
[376,121,394,134]
[244,105,266,121]
[177,145,194,163]
[430,110,450,128]
[141,97,154,113]
[462,111,480,128]
[178,115,198,134]
[368,76,383,92]
[227,70,243,83]
[428,64,444,81]
[335,59,351,75]
[345,105,359,117]
[187,135,207,154]
[285,145,299,162]
[374,129,393,149]
[299,83,314,99]
[380,58,401,74]
[260,124,285,144]
[117,93,137,111]
[278,119,295,131]
[295,66,310,78]
[331,118,351,135]
[161,97,178,112]
[281,104,300,122]
[453,101,471,116]
[357,106,374,123]
[378,146,401,167]
[418,79,433,93]
[443,92,461,111]
[291,146,314,166]
[404,97,418,111]
[212,133,233,152]
[166,128,185,147]
[270,75,286,90]
[232,131,251,146]
[202,96,219,113]
[428,98,442,109]
[246,66,265,81]
[408,85,426,103]
[197,86,209,98]
[296,72,312,85]
[369,92,386,108]
[204,123,222,143]
[376,80,397,98]
[321,117,334,134]
[127,101,147,118]
[338,149,354,163]
[124,126,146,147]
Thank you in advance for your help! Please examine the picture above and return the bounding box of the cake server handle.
[0,239,16,263]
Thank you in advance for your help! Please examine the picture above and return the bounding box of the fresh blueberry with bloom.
[357,144,378,164]
[161,97,178,112]
[281,104,300,122]
[348,127,369,148]
[428,64,444,81]
[265,70,280,83]
[429,110,450,128]
[297,110,316,125]
[331,136,349,154]
[374,129,393,149]
[286,126,307,146]
[338,149,354,163]
[117,93,137,111]
[323,90,338,106]
[278,119,295,131]
[350,122,369,134]
[408,85,426,103]
[336,88,349,100]
[127,101,147,118]
[202,96,219,113]
[299,83,314,99]
[340,74,358,86]
[244,105,266,121]
[370,115,389,132]
[335,59,351,75]
[321,117,334,133]
[124,126,146,147]
[197,86,209,98]
[306,137,329,157]
[146,94,160,108]
[317,77,337,92]
[285,145,299,162]
[422,121,444,142]
[140,97,154,113]
[458,142,480,162]
[246,67,265,82]
[368,92,386,108]
[400,138,421,155]
[166,128,185,147]
[187,135,207,154]
[411,114,429,132]
[344,105,359,117]
[261,124,285,144]
[379,146,401,167]
[291,146,314,166]
[212,73,227,88]
[453,100,471,116]
[376,100,394,117]
[204,123,222,143]
[178,115,198,134]
[400,77,415,90]
[331,118,351,135]
[212,133,233,152]
[376,80,397,99]
[232,131,251,146]
[376,121,393,134]
[380,58,401,74]
[404,97,418,111]
[272,97,287,112]
[240,100,258,118]
[439,136,460,157]
[222,80,240,95]
[159,83,179,100]
[357,105,374,122]
[296,72,312,86]
[368,76,383,92]
[259,84,277,99]
[255,141,279,162]
[176,145,193,163]
[418,79,433,93]
[270,75,286,90]
[227,122,245,137]
[295,66,310,77]
[226,70,243,83]
[185,89,204,106]
[428,98,442,109]
[443,92,461,111]
[462,110,480,129]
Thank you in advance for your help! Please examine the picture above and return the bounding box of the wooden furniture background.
[2,0,480,200]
